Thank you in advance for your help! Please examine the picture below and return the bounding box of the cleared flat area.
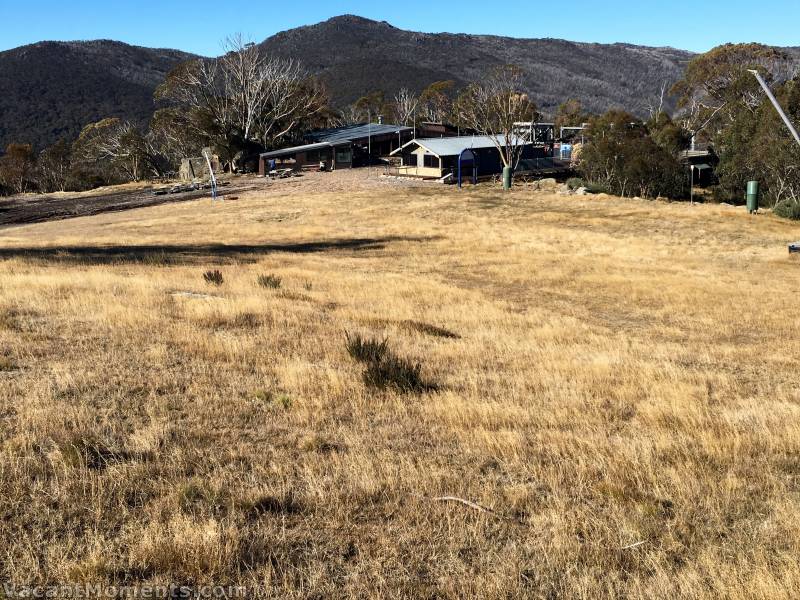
[0,180,259,227]
[1,171,800,598]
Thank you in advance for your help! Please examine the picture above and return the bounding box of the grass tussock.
[362,352,434,393]
[345,331,389,363]
[257,273,282,289]
[345,331,436,393]
[252,389,292,409]
[202,269,224,286]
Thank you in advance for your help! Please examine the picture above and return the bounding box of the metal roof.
[306,122,412,144]
[260,141,348,159]
[391,135,529,157]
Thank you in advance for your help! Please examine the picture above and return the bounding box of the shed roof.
[306,122,412,144]
[260,141,348,159]
[391,135,529,157]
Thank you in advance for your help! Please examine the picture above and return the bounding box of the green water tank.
[502,166,512,190]
[747,180,759,213]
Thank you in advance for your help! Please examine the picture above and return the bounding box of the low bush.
[566,177,585,190]
[203,270,224,286]
[345,332,389,364]
[363,353,432,393]
[585,182,611,194]
[773,198,800,220]
[257,274,282,289]
[345,331,436,393]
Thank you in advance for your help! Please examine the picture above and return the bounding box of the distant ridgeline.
[0,16,697,151]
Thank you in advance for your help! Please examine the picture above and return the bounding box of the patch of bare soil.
[0,169,433,229]
[0,179,257,228]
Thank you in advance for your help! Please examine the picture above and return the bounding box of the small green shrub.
[567,177,585,190]
[773,198,800,220]
[584,182,611,194]
[258,274,282,289]
[253,389,292,409]
[203,269,224,286]
[345,332,389,364]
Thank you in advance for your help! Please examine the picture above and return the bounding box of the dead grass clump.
[128,515,238,582]
[59,436,144,470]
[345,331,435,393]
[363,352,434,393]
[252,389,292,409]
[277,290,314,303]
[0,355,16,371]
[178,479,230,518]
[212,312,261,329]
[242,492,303,519]
[0,306,36,331]
[345,332,389,363]
[0,308,17,330]
[402,320,461,339]
[231,312,260,328]
[203,269,224,286]
[257,273,282,289]
[300,433,344,454]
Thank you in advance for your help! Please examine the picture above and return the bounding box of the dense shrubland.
[577,110,689,199]
[673,44,800,214]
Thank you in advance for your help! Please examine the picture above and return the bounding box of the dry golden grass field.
[1,171,800,598]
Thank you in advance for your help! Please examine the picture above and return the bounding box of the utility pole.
[203,149,220,202]
[748,70,800,147]
[368,110,372,178]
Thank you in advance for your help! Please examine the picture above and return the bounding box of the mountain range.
[1,15,700,150]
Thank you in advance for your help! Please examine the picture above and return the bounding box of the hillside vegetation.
[0,16,695,151]
[0,41,194,150]
[1,172,799,597]
[261,15,694,115]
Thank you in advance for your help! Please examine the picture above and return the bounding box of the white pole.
[203,149,218,202]
[368,111,372,177]
[749,69,800,147]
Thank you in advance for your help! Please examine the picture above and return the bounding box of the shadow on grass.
[0,236,439,266]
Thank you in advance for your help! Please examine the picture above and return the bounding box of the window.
[336,147,352,164]
[423,155,439,169]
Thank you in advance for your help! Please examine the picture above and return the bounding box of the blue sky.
[1,0,798,55]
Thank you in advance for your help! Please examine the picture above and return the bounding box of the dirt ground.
[0,170,434,229]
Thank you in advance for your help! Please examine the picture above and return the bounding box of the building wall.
[258,130,413,176]
[395,165,442,178]
[259,146,349,176]
[396,143,547,179]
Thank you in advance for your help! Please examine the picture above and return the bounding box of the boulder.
[537,178,558,190]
